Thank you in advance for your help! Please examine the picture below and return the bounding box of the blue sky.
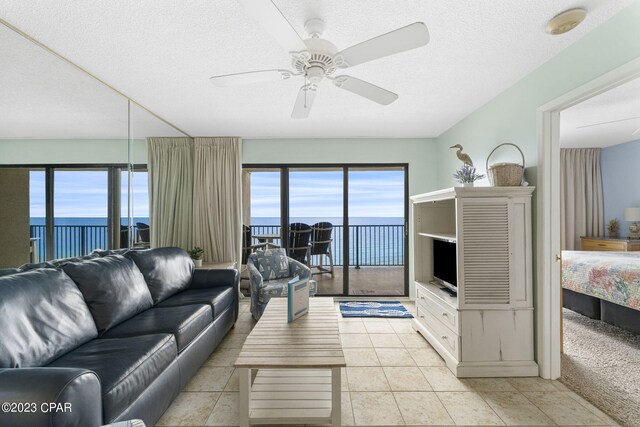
[30,169,404,219]
[30,170,149,218]
[251,170,404,218]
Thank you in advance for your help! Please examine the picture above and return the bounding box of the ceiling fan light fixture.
[546,8,587,35]
[212,1,429,118]
[304,18,325,38]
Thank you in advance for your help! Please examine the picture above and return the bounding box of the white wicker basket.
[486,143,525,187]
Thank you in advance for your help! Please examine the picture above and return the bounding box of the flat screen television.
[433,239,457,293]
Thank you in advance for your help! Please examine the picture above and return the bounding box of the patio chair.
[242,225,274,264]
[310,222,335,277]
[288,223,312,265]
[136,222,150,244]
[119,225,129,249]
[242,225,253,265]
[247,247,317,320]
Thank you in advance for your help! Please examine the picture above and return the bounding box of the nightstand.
[580,236,640,251]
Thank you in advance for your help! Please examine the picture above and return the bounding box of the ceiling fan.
[209,0,429,118]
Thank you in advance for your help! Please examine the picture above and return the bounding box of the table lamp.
[624,207,640,239]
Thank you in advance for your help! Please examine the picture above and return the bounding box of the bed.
[562,250,640,334]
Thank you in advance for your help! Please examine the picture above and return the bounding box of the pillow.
[252,248,290,281]
[62,255,153,334]
[0,269,98,368]
[125,247,194,304]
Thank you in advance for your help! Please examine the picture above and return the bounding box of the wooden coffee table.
[235,297,345,426]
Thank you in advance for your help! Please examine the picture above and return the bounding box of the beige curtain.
[147,137,194,249]
[561,148,604,250]
[193,137,242,266]
[242,170,251,226]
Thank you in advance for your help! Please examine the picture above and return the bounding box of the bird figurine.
[450,144,473,166]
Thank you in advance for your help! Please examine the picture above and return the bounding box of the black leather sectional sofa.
[0,247,239,427]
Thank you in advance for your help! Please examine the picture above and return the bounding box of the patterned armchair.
[247,248,317,320]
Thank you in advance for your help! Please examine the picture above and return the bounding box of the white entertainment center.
[411,186,538,377]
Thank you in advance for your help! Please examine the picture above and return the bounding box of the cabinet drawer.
[581,239,626,251]
[416,285,458,333]
[416,305,460,360]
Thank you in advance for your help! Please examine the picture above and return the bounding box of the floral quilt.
[562,250,640,310]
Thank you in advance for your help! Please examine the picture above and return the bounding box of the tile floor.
[156,300,619,426]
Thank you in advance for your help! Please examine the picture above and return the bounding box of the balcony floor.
[314,266,405,296]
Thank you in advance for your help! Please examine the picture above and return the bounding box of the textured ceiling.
[560,76,640,148]
[0,24,186,139]
[0,0,634,139]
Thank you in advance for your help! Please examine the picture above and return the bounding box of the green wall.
[0,139,147,164]
[243,138,439,197]
[435,1,640,187]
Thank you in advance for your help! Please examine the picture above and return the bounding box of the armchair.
[247,248,317,320]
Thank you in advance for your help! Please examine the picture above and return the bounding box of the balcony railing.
[30,224,405,266]
[30,225,140,261]
[249,224,404,267]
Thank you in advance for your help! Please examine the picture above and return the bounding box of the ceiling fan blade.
[332,75,398,105]
[209,69,295,87]
[291,84,317,119]
[236,0,307,53]
[576,116,640,129]
[333,22,429,68]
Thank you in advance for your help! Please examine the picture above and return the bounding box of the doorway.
[537,57,640,382]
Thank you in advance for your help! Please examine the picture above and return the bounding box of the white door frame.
[536,56,640,379]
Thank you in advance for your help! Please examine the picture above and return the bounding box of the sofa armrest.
[0,367,102,427]
[190,268,240,291]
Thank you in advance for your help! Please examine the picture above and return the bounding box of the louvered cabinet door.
[456,197,513,310]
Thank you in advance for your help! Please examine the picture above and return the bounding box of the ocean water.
[29,217,405,265]
[249,217,405,266]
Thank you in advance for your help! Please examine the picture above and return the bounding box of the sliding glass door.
[121,168,150,248]
[248,169,283,247]
[53,169,109,258]
[244,164,408,296]
[25,166,137,261]
[29,170,46,262]
[348,167,406,295]
[289,168,344,295]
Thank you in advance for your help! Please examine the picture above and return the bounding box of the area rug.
[561,308,640,426]
[339,301,413,318]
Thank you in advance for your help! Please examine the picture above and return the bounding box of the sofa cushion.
[102,305,213,352]
[62,255,153,335]
[48,334,176,421]
[49,254,99,268]
[0,269,98,368]
[125,247,194,304]
[91,248,130,257]
[0,268,21,277]
[157,286,235,317]
[250,248,290,280]
[18,261,55,271]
